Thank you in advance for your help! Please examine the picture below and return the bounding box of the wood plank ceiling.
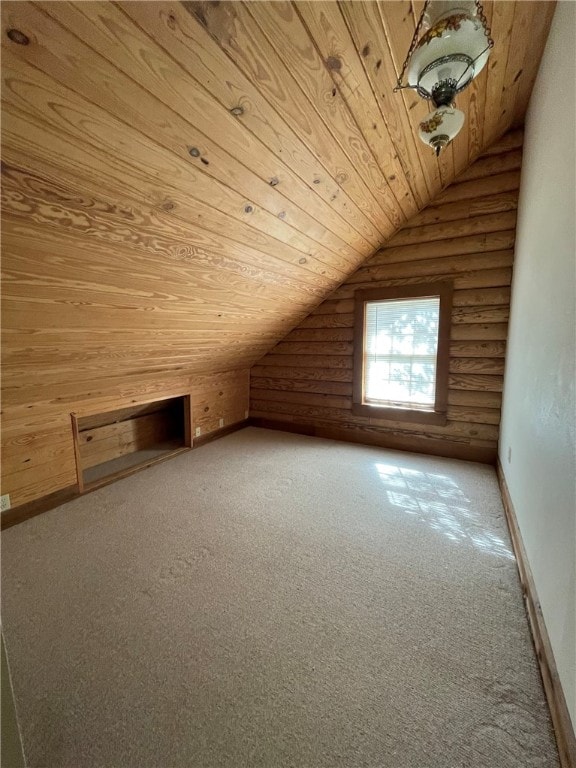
[1,1,555,394]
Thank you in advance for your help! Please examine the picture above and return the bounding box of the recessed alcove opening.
[72,395,191,491]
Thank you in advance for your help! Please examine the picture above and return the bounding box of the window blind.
[364,296,440,409]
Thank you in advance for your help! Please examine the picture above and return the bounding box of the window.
[353,283,453,425]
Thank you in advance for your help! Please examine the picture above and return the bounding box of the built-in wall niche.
[71,395,192,492]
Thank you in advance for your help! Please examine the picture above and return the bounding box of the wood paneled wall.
[2,369,249,509]
[251,132,523,463]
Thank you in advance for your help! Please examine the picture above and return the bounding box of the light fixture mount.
[394,0,494,155]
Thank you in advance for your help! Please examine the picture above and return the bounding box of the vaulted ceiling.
[1,1,554,386]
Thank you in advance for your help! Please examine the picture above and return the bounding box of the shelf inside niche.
[72,395,192,492]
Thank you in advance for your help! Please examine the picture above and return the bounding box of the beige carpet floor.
[2,427,559,767]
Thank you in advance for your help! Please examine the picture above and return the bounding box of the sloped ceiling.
[1,1,554,389]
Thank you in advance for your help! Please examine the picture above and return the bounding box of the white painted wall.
[499,0,576,728]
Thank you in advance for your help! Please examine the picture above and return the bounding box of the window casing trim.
[352,282,453,425]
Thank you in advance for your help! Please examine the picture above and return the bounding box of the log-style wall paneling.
[251,135,524,462]
[0,1,553,508]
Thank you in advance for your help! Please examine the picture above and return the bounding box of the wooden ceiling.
[1,1,555,392]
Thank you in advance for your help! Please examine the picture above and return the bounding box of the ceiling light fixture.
[394,0,494,156]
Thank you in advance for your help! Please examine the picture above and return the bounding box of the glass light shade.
[423,1,477,28]
[407,10,490,101]
[418,107,465,155]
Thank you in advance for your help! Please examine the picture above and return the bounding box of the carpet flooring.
[1,427,559,767]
